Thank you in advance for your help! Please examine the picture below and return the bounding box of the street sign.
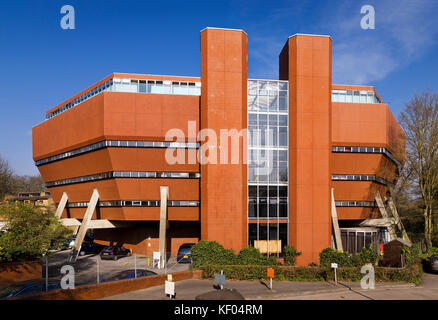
[165,280,175,299]
[215,273,226,288]
[153,251,161,268]
[267,268,274,290]
[331,263,338,285]
[267,268,274,278]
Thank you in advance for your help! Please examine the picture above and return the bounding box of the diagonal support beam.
[387,195,410,242]
[331,188,343,252]
[375,191,397,240]
[55,192,68,219]
[73,189,99,253]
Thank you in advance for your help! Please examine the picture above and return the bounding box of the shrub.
[236,246,268,265]
[190,240,237,268]
[266,255,278,266]
[355,245,379,266]
[319,248,354,267]
[319,246,378,268]
[402,243,422,266]
[283,245,301,266]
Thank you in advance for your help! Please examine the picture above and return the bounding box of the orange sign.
[267,268,274,278]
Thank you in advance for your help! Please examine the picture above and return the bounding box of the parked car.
[177,243,195,263]
[0,280,61,299]
[427,254,438,273]
[100,246,132,260]
[79,242,106,256]
[103,269,157,282]
[61,233,94,250]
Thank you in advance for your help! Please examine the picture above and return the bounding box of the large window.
[247,79,289,255]
[332,89,381,104]
[340,228,378,254]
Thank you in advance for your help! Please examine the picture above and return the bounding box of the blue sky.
[1,0,437,175]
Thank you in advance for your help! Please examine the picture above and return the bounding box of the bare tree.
[399,90,438,250]
[0,155,15,201]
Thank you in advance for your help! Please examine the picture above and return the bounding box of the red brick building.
[32,28,404,265]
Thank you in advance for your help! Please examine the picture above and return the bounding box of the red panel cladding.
[200,28,247,253]
[279,35,333,266]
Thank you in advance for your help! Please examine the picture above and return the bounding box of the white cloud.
[246,0,438,85]
[330,0,438,84]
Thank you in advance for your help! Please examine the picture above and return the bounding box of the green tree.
[0,202,71,262]
[399,90,438,250]
[0,155,14,201]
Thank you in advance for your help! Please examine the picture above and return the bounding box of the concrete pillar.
[159,186,169,268]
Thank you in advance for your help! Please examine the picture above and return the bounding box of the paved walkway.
[100,274,437,300]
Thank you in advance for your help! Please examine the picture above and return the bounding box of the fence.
[0,249,191,299]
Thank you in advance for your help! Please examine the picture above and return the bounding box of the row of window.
[248,223,288,255]
[335,200,376,207]
[35,140,199,166]
[47,79,113,119]
[248,197,288,218]
[248,79,288,113]
[332,90,381,104]
[248,79,288,91]
[248,185,288,198]
[46,77,202,119]
[248,128,289,147]
[248,167,288,183]
[112,78,201,96]
[45,171,200,187]
[67,200,200,208]
[340,229,379,254]
[332,174,391,185]
[332,146,402,167]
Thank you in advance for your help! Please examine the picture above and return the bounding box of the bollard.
[45,256,48,292]
[134,254,137,278]
[97,258,100,284]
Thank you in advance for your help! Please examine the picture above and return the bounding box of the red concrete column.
[279,34,333,265]
[200,28,248,252]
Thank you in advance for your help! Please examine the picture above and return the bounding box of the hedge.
[319,246,378,268]
[199,263,423,284]
[191,241,293,268]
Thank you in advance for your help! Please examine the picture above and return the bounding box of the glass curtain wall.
[247,79,289,257]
